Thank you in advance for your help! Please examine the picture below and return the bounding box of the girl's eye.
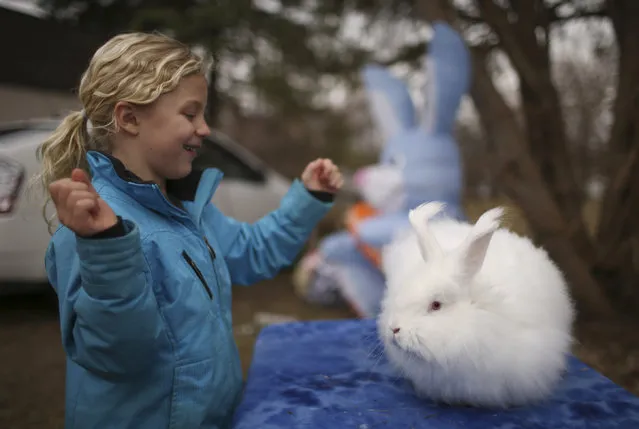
[184,113,196,120]
[429,301,442,312]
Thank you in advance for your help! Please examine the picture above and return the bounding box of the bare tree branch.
[377,41,427,67]
[456,9,483,24]
[467,46,613,319]
[549,1,608,22]
[413,0,615,318]
[459,1,607,27]
[591,0,639,311]
[475,0,545,92]
[555,9,608,21]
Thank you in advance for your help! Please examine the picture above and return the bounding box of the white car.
[0,118,291,291]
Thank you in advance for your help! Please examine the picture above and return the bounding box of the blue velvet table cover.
[232,318,639,428]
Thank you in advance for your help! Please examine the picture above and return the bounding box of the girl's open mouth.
[183,144,200,154]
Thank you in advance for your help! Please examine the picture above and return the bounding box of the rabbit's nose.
[391,327,400,334]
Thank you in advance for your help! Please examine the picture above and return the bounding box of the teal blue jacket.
[45,151,332,428]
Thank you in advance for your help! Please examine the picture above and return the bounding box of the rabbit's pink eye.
[430,301,442,311]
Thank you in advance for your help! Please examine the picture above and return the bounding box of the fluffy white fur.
[378,202,575,408]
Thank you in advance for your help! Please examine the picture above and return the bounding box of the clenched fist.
[49,169,118,237]
[301,158,343,194]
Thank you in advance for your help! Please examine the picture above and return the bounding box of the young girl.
[38,32,343,429]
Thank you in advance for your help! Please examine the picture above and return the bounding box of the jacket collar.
[86,151,223,225]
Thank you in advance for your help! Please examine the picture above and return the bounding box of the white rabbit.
[378,202,575,408]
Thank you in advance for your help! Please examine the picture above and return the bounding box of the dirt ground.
[0,272,638,428]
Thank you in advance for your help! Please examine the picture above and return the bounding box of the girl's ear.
[361,64,416,143]
[113,101,141,136]
[421,21,472,135]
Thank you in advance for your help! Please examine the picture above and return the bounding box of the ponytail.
[32,110,90,232]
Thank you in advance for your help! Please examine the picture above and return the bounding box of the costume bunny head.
[353,22,471,220]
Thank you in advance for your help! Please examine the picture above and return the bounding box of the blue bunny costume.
[301,22,471,317]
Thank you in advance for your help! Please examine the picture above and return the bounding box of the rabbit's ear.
[421,21,471,135]
[361,64,416,142]
[408,201,445,262]
[456,207,503,280]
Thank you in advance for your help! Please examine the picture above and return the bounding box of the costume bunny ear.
[408,201,446,262]
[421,21,471,135]
[455,207,504,280]
[361,64,416,142]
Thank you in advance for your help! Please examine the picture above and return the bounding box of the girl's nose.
[197,119,211,137]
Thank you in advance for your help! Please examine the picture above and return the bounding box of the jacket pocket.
[182,251,213,300]
[169,359,216,429]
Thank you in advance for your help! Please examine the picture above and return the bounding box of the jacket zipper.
[181,251,213,300]
[203,238,216,263]
[203,238,224,301]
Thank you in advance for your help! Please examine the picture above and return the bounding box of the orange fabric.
[345,202,382,268]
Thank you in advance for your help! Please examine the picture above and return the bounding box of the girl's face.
[112,73,211,188]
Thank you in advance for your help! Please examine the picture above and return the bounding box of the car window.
[193,137,265,183]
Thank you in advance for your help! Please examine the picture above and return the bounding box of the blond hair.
[33,31,211,229]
